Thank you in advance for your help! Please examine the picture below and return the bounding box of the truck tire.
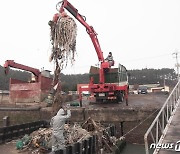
[119,92,124,102]
[116,91,124,103]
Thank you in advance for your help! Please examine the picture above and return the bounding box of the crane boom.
[4,60,41,82]
[59,0,105,62]
[52,1,129,106]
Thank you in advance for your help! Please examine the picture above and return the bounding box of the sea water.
[120,143,153,154]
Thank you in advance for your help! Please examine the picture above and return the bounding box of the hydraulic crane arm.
[4,60,41,81]
[57,0,105,62]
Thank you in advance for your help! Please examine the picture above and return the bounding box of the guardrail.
[144,81,180,154]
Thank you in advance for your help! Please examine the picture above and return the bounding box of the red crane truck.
[53,0,129,106]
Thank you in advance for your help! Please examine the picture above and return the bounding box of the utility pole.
[173,50,180,81]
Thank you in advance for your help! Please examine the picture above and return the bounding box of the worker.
[105,52,114,66]
[50,107,71,152]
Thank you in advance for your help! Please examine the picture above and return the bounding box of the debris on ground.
[16,134,31,150]
[16,128,52,153]
[64,123,91,144]
[16,118,117,153]
[82,117,118,153]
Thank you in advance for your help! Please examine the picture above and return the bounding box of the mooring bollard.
[3,116,9,127]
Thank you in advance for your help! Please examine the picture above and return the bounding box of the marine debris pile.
[16,118,117,153]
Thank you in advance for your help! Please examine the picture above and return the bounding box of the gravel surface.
[81,92,169,110]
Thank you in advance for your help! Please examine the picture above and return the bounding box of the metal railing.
[144,81,180,154]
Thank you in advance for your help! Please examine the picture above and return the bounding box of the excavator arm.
[4,60,41,82]
[57,0,105,62]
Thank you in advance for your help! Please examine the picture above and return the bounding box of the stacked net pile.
[16,124,90,153]
[15,119,117,153]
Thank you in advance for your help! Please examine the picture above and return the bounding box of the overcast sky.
[0,0,180,74]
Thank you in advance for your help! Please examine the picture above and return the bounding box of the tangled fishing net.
[49,13,77,81]
[48,12,77,112]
